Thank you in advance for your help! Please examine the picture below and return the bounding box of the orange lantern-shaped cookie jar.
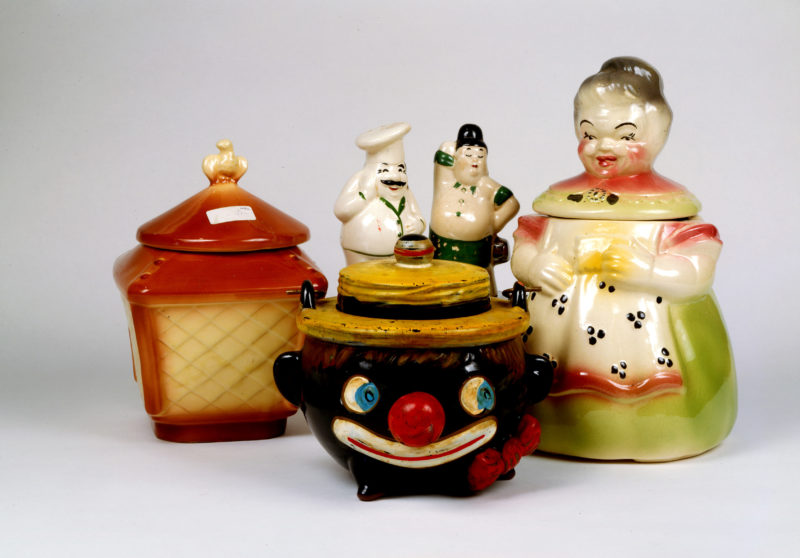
[114,140,328,442]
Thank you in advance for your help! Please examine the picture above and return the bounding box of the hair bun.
[598,56,665,98]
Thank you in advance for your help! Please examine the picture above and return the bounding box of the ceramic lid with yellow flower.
[532,57,701,220]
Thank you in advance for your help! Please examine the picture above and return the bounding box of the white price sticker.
[206,206,256,225]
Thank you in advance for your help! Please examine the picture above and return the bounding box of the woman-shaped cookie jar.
[511,57,736,461]
[430,124,520,295]
[334,122,426,265]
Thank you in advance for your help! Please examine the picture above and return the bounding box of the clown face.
[574,88,670,179]
[274,335,552,500]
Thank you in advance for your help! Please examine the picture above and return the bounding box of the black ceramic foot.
[356,483,386,502]
[350,457,388,501]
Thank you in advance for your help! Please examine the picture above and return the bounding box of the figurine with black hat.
[430,123,520,294]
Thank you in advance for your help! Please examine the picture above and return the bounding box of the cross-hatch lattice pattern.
[152,300,300,418]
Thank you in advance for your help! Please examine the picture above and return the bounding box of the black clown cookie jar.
[274,235,553,500]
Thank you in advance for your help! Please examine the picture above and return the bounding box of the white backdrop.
[2,1,798,556]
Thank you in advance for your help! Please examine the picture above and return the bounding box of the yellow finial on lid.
[203,139,248,184]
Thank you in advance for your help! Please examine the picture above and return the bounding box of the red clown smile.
[332,417,497,469]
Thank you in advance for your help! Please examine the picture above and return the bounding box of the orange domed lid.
[137,139,309,252]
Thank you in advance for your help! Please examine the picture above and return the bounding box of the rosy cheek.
[626,143,647,162]
[578,139,594,156]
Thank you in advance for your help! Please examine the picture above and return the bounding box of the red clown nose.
[387,392,446,447]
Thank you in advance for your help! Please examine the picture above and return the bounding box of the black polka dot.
[620,361,627,369]
[634,321,642,329]
[558,306,565,315]
[667,359,673,367]
[589,337,596,345]
[611,365,618,374]
[587,326,595,335]
[656,296,663,304]
[619,371,626,379]
[522,335,528,342]
[658,357,665,365]
[637,311,645,319]
[597,330,605,338]
[552,299,557,307]
[599,281,606,289]
[560,294,568,303]
[530,292,536,301]
[627,313,635,321]
[661,348,669,356]
[608,286,616,293]
[527,326,533,335]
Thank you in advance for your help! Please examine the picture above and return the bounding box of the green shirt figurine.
[430,124,519,294]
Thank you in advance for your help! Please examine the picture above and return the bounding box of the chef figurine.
[335,122,426,265]
[430,124,519,295]
[511,57,736,461]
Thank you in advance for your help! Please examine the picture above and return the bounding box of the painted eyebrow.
[615,122,638,129]
[579,120,593,126]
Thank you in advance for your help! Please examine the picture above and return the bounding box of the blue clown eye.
[460,376,495,416]
[355,383,379,411]
[342,375,380,414]
[476,382,494,410]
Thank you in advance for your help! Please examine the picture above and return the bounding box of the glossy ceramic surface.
[275,236,553,499]
[334,123,426,265]
[430,124,519,294]
[138,139,310,251]
[510,58,736,461]
[113,140,328,442]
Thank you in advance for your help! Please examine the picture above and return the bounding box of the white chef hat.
[356,122,410,165]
